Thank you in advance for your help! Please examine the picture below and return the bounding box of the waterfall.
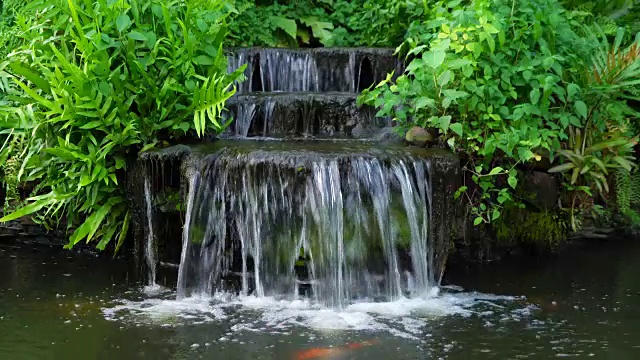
[136,48,455,311]
[143,176,157,289]
[175,143,434,308]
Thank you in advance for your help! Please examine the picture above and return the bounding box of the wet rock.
[224,92,390,139]
[372,127,404,143]
[523,171,559,210]
[405,127,434,147]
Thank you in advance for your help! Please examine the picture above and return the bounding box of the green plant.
[0,0,244,251]
[548,27,640,228]
[329,0,427,47]
[228,0,336,47]
[227,0,425,48]
[361,0,597,226]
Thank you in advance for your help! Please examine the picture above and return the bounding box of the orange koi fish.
[294,340,378,360]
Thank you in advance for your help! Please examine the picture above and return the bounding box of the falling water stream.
[174,143,434,309]
[144,176,158,291]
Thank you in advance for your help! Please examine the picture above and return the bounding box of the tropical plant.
[0,0,244,251]
[547,26,640,228]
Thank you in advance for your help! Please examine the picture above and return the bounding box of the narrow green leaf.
[114,211,131,254]
[0,197,56,222]
[548,162,576,173]
[8,62,51,93]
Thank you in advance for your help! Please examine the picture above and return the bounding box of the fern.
[192,73,240,137]
[616,168,631,212]
[630,170,640,206]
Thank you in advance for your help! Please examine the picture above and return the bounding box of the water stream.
[144,176,158,292]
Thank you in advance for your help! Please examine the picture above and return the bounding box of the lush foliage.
[360,0,639,229]
[0,0,244,251]
[227,0,427,48]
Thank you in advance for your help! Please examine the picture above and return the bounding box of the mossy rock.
[493,206,569,250]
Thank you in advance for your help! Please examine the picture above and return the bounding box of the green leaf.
[567,83,579,100]
[416,97,435,109]
[508,175,518,189]
[438,115,452,131]
[0,197,56,222]
[272,17,297,40]
[194,55,214,66]
[449,123,463,136]
[116,14,131,32]
[80,121,102,129]
[114,211,131,254]
[128,31,147,41]
[473,217,483,226]
[438,70,452,87]
[488,167,504,176]
[8,62,51,93]
[575,101,588,119]
[530,88,540,105]
[491,209,500,221]
[423,49,446,69]
[548,162,576,173]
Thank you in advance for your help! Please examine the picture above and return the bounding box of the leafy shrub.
[360,0,639,228]
[0,0,244,251]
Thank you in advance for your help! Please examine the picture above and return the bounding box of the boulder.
[405,126,434,147]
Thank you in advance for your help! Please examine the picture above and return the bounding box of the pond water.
[1,239,639,359]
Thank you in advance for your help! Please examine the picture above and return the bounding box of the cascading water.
[226,48,403,93]
[143,176,158,290]
[175,142,434,309]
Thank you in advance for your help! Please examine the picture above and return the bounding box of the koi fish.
[294,340,378,360]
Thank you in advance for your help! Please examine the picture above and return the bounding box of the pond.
[1,238,639,359]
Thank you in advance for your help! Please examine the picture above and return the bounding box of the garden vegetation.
[0,0,639,252]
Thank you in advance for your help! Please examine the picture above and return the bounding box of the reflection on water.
[1,239,640,359]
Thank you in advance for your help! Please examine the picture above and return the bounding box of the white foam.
[102,286,526,340]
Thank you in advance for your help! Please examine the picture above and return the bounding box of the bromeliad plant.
[549,27,640,228]
[0,0,245,251]
[360,0,638,227]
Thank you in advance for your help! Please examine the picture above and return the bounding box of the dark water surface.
[1,239,639,359]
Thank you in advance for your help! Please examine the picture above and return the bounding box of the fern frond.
[192,75,236,137]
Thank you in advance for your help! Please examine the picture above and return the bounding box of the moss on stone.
[493,206,569,250]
